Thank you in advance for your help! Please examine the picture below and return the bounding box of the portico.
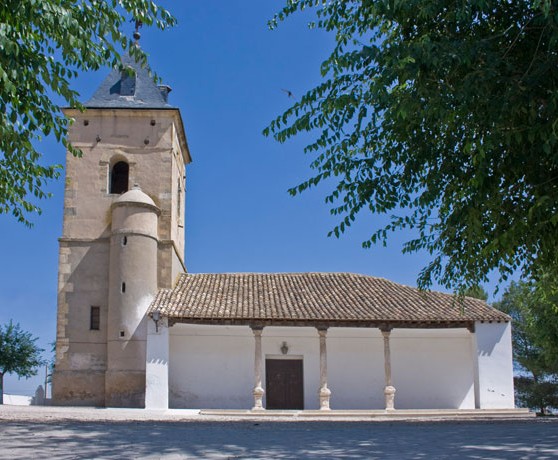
[246,324,398,411]
[245,324,397,411]
[145,272,515,412]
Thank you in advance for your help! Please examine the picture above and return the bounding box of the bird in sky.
[281,88,295,98]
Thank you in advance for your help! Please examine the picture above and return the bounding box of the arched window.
[110,161,129,194]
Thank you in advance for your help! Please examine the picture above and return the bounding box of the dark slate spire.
[85,52,173,109]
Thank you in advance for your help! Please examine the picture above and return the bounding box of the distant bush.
[514,376,558,415]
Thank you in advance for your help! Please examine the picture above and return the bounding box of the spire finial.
[133,19,143,44]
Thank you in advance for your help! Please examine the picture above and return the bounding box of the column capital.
[381,329,392,339]
[317,327,328,337]
[250,325,264,335]
[379,324,393,334]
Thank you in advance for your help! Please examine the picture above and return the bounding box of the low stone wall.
[3,385,50,406]
[3,394,32,406]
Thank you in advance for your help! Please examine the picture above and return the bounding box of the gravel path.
[0,406,557,459]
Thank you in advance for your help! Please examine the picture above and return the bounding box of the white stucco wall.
[145,319,169,409]
[473,321,514,409]
[168,324,480,410]
[390,328,476,409]
[327,328,475,410]
[169,324,254,409]
[326,328,384,409]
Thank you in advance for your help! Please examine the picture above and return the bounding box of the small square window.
[90,306,100,331]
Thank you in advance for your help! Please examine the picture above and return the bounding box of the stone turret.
[105,185,160,407]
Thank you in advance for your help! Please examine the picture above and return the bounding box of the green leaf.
[266,0,558,291]
[0,0,175,226]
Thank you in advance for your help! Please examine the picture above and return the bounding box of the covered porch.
[144,273,515,412]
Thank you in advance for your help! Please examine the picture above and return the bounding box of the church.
[52,46,516,413]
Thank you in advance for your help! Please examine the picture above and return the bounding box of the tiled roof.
[149,273,509,327]
[85,53,173,109]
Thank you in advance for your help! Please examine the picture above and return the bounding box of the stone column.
[251,326,265,410]
[317,327,331,410]
[381,328,396,410]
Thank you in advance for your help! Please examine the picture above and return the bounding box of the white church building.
[52,47,516,413]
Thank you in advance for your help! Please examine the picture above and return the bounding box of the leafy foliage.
[0,0,175,225]
[463,285,489,301]
[0,320,44,404]
[495,280,558,413]
[528,272,558,366]
[266,0,558,290]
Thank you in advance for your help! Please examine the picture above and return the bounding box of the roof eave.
[164,316,497,331]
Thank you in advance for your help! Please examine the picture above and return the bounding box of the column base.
[319,386,332,410]
[384,385,396,410]
[252,386,265,410]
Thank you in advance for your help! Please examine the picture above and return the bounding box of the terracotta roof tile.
[149,273,509,327]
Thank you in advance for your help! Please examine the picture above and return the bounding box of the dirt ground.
[0,406,557,459]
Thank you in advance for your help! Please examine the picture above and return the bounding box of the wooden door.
[265,359,304,410]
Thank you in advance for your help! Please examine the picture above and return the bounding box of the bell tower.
[52,48,191,406]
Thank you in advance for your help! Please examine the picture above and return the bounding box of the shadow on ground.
[1,419,558,459]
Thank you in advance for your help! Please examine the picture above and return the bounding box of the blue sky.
[1,2,506,397]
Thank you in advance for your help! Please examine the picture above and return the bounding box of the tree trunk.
[532,372,545,415]
[0,372,3,405]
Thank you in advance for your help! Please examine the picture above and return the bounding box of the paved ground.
[1,407,557,459]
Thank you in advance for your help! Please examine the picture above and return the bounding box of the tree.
[0,0,175,226]
[464,285,489,302]
[0,321,44,404]
[514,376,558,414]
[527,271,558,366]
[494,281,558,414]
[266,0,558,291]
